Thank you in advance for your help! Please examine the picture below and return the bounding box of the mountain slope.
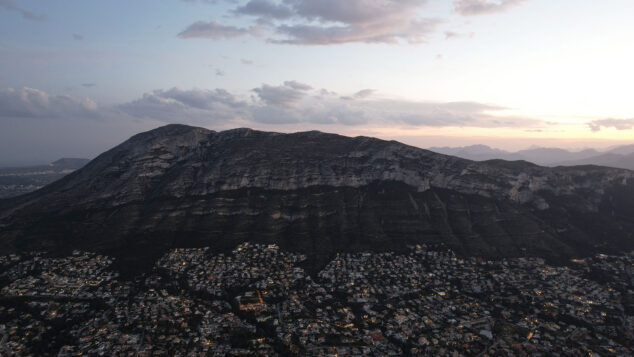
[1,125,633,274]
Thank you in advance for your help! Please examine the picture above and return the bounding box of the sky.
[0,0,633,166]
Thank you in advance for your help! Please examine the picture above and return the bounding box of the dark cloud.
[178,20,253,40]
[0,0,46,21]
[588,118,634,132]
[0,87,98,119]
[453,0,528,16]
[215,69,226,76]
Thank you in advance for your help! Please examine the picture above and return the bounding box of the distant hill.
[1,125,633,276]
[427,145,521,162]
[430,144,633,169]
[557,153,634,171]
[606,144,634,156]
[0,158,90,198]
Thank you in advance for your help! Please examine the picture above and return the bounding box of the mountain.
[557,152,634,171]
[1,125,633,275]
[607,144,634,156]
[517,148,600,166]
[0,158,91,199]
[427,145,522,162]
[428,144,634,169]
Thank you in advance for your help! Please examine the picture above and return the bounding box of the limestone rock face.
[1,124,633,273]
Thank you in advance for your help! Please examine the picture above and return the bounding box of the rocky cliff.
[1,125,633,273]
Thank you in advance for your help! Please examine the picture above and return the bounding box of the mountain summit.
[1,125,633,273]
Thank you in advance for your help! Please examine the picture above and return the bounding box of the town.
[0,243,632,356]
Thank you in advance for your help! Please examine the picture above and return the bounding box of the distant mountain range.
[0,158,90,198]
[1,125,633,276]
[429,144,634,170]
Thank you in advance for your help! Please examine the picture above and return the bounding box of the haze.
[1,0,633,166]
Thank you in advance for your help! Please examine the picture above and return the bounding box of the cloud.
[73,34,84,41]
[181,0,441,45]
[119,87,248,123]
[0,0,46,21]
[587,118,634,132]
[364,100,533,128]
[180,0,234,4]
[283,80,312,91]
[1,83,544,132]
[453,0,528,16]
[241,58,254,65]
[353,89,375,99]
[271,0,441,45]
[82,83,97,88]
[215,69,226,76]
[0,87,98,119]
[178,20,254,40]
[444,31,475,40]
[117,81,542,130]
[252,81,312,107]
[341,89,375,100]
[274,19,440,45]
[234,0,294,20]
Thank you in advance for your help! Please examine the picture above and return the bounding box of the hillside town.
[0,243,632,356]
